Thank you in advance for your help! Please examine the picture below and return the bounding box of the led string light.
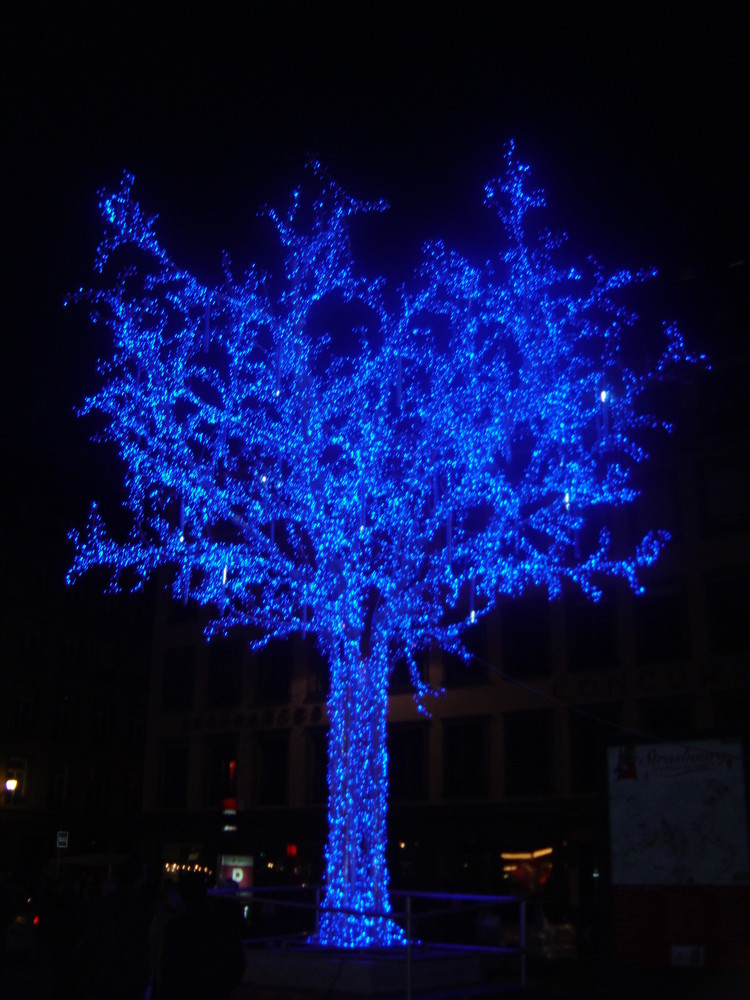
[68,143,703,948]
[163,862,214,877]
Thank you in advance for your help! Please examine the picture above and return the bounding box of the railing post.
[519,897,526,990]
[405,895,412,1000]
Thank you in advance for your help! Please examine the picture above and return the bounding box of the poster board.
[608,739,749,886]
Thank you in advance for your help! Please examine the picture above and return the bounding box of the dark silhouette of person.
[158,872,244,1000]
[76,856,150,1000]
[147,881,183,999]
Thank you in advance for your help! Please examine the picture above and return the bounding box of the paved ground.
[233,955,750,1000]
[3,948,748,999]
[523,958,750,1000]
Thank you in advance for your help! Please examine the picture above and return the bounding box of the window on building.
[705,571,750,657]
[92,704,111,742]
[254,641,292,706]
[257,731,289,805]
[86,768,106,810]
[123,771,141,814]
[11,689,34,737]
[500,593,551,678]
[306,727,328,805]
[442,652,489,689]
[443,717,490,800]
[129,710,146,748]
[158,741,189,809]
[96,642,116,675]
[637,696,695,740]
[207,638,244,709]
[715,690,750,741]
[388,723,428,801]
[698,459,750,535]
[503,710,554,796]
[21,623,42,667]
[161,646,196,712]
[304,637,330,702]
[53,692,78,740]
[61,633,81,671]
[462,613,497,664]
[205,737,238,807]
[564,596,618,672]
[390,650,430,694]
[569,704,622,793]
[634,467,683,543]
[167,596,201,623]
[48,762,70,807]
[633,581,690,663]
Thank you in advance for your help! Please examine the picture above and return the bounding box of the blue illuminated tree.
[68,144,701,947]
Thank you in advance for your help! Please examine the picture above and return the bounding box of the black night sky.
[2,8,749,979]
[3,3,748,581]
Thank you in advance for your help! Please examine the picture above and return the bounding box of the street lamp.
[5,777,18,803]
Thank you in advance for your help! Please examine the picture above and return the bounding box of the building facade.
[141,340,750,922]
[1,458,152,875]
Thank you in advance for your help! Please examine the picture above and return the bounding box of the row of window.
[160,571,750,713]
[5,690,144,743]
[156,691,742,811]
[631,458,750,540]
[2,756,141,813]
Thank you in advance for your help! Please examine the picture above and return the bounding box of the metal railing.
[210,883,528,996]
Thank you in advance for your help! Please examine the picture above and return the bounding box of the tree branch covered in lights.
[68,144,703,947]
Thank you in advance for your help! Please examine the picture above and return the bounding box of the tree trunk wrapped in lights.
[322,638,395,946]
[68,144,703,948]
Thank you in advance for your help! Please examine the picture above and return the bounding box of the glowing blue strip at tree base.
[67,144,703,949]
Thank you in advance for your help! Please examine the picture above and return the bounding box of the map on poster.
[608,739,750,885]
